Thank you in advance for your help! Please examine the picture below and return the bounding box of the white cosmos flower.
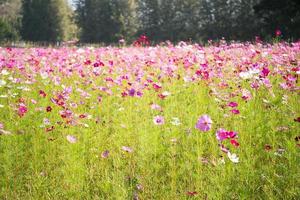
[17,86,28,91]
[239,69,259,80]
[249,68,260,74]
[0,129,11,135]
[183,76,192,82]
[171,117,181,126]
[239,71,253,79]
[0,80,7,87]
[40,72,48,79]
[1,70,9,75]
[11,93,18,97]
[162,91,171,96]
[227,152,239,163]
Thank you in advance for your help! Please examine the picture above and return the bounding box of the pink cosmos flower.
[219,144,229,153]
[262,78,272,88]
[122,146,133,153]
[150,103,162,111]
[242,89,252,101]
[59,109,72,119]
[119,39,125,44]
[101,150,110,158]
[66,135,77,143]
[153,116,165,125]
[31,99,37,104]
[195,114,212,132]
[216,129,229,141]
[251,81,260,89]
[43,118,51,125]
[152,83,162,91]
[158,91,171,99]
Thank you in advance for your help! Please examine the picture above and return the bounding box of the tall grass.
[0,44,299,199]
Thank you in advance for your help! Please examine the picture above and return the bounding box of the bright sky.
[68,0,75,8]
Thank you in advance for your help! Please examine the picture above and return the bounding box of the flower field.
[0,42,299,199]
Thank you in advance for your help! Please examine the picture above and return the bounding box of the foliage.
[21,0,75,42]
[75,0,137,43]
[0,18,19,42]
[254,0,300,40]
[0,0,21,42]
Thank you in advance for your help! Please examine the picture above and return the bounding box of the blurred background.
[0,0,299,44]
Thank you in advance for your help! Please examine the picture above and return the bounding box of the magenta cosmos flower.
[18,103,28,117]
[195,114,212,132]
[153,116,165,125]
[216,129,237,141]
[228,102,238,108]
[230,109,240,115]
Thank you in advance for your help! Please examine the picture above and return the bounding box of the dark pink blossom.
[216,129,237,141]
[230,109,240,115]
[230,139,240,147]
[18,103,28,117]
[228,102,238,108]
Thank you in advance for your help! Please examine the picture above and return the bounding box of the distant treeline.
[0,0,300,44]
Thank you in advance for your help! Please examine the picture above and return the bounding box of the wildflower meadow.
[0,41,299,199]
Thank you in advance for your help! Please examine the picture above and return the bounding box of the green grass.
[0,69,299,199]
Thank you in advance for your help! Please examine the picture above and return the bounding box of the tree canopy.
[21,0,75,42]
[0,0,300,43]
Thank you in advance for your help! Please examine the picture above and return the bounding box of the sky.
[68,0,74,5]
[68,0,75,8]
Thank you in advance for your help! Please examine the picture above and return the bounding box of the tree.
[197,0,261,41]
[234,0,261,41]
[137,0,160,41]
[254,0,300,40]
[76,0,136,43]
[0,0,21,41]
[111,0,138,41]
[21,0,74,42]
[165,0,200,42]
